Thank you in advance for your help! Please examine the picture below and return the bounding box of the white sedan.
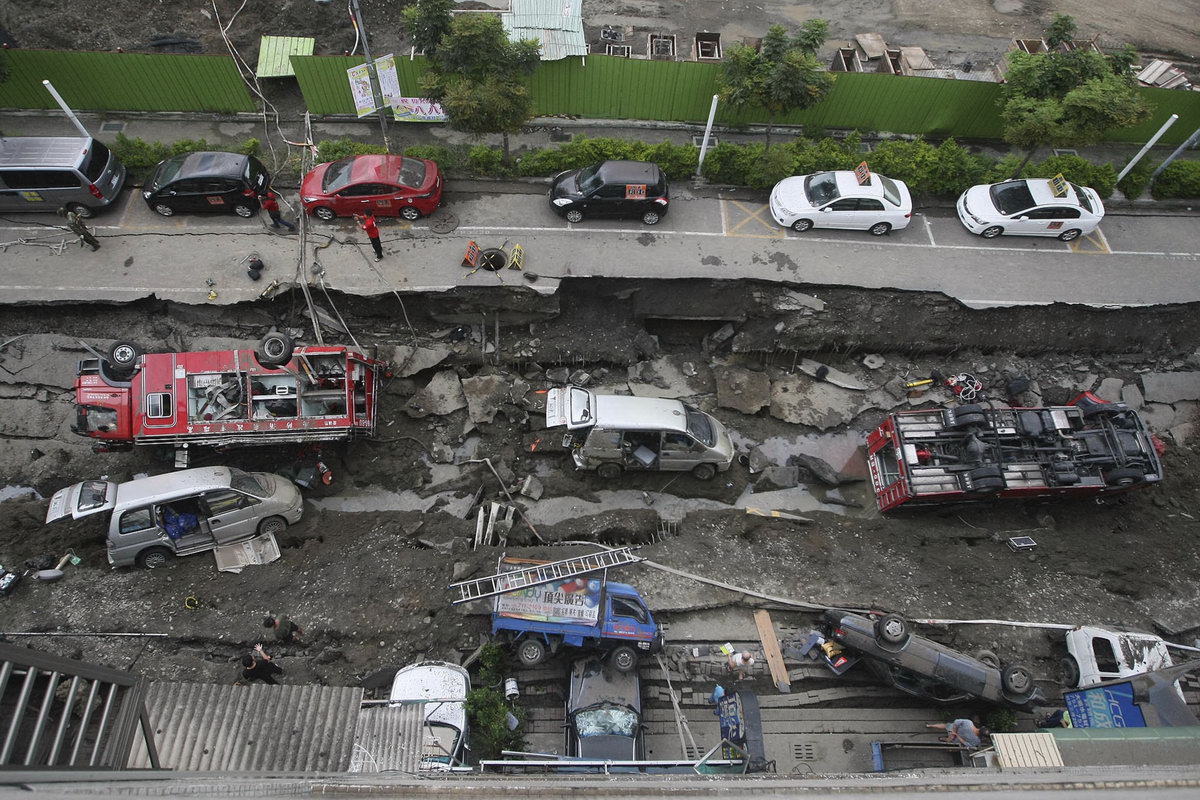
[769,170,913,236]
[956,178,1104,241]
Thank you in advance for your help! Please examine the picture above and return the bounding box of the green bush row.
[1151,160,1200,200]
[112,134,260,182]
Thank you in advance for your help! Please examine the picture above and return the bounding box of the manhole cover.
[478,248,508,271]
[429,211,459,234]
[100,121,126,133]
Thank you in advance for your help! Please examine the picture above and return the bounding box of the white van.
[546,386,734,480]
[1063,626,1181,695]
[46,467,303,568]
[0,136,127,217]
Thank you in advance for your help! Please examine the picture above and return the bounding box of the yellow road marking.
[722,199,784,239]
[1069,227,1111,254]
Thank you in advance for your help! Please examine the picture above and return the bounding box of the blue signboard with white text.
[1064,681,1147,728]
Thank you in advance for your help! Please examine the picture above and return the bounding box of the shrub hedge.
[112,134,261,182]
[1151,160,1200,199]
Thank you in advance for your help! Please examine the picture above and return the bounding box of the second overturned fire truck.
[72,336,385,453]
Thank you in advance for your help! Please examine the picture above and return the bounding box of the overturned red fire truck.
[72,335,385,452]
[867,394,1163,512]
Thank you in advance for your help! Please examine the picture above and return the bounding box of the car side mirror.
[821,207,833,213]
[1017,215,1029,220]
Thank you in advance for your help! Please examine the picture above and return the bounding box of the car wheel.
[1058,228,1082,242]
[875,613,910,646]
[400,206,422,221]
[517,638,546,667]
[108,341,143,371]
[791,219,814,233]
[869,222,892,236]
[981,226,1004,239]
[66,202,95,219]
[565,209,584,224]
[258,516,287,536]
[138,547,173,570]
[153,203,176,217]
[976,649,1001,669]
[1102,467,1145,488]
[313,206,336,221]
[691,463,716,481]
[1001,663,1035,698]
[610,645,638,673]
[233,203,256,218]
[642,210,662,225]
[596,463,622,480]
[1060,655,1081,688]
[256,331,294,368]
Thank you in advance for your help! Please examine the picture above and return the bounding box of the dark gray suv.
[824,609,1043,709]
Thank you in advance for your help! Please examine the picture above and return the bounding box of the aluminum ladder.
[449,547,641,605]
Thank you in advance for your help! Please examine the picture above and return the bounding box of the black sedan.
[549,160,669,226]
[566,656,643,762]
[143,151,269,218]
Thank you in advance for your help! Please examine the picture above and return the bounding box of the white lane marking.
[720,198,728,237]
[923,215,935,247]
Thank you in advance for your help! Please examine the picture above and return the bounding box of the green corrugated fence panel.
[0,49,254,112]
[1107,86,1200,144]
[291,55,431,116]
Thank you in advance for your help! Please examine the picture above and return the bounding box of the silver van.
[0,136,127,217]
[546,386,735,480]
[45,467,303,569]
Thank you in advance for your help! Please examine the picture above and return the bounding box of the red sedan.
[300,154,443,221]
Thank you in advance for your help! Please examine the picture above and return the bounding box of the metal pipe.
[696,95,720,176]
[1,667,38,765]
[47,675,82,766]
[70,679,101,766]
[1117,113,1179,182]
[24,670,61,765]
[41,80,91,138]
[89,683,119,767]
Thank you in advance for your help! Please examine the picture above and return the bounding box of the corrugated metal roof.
[256,36,316,78]
[348,704,426,773]
[127,682,363,771]
[502,0,586,61]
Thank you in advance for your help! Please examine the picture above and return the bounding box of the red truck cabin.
[73,346,383,448]
[867,400,1162,512]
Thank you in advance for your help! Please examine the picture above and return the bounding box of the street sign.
[392,98,448,123]
[462,240,482,267]
[347,63,375,117]
[1050,172,1069,197]
[855,160,871,185]
[374,54,403,109]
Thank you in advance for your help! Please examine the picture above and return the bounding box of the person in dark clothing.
[240,644,283,685]
[355,210,383,261]
[260,190,295,231]
[263,614,303,644]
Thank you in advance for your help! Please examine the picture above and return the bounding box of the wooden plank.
[753,609,791,694]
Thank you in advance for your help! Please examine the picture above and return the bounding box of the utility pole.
[41,80,91,138]
[349,0,392,152]
[1116,113,1178,183]
[695,95,720,178]
[1149,126,1200,185]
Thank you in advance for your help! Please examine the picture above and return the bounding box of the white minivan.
[546,386,735,480]
[46,467,303,568]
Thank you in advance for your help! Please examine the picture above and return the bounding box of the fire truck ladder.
[449,547,642,605]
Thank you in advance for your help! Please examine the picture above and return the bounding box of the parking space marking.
[721,199,783,239]
[923,215,936,247]
[1069,228,1112,255]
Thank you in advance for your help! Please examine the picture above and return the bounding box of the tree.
[717,22,834,148]
[401,0,455,58]
[420,14,541,161]
[1000,16,1150,177]
[1044,13,1076,50]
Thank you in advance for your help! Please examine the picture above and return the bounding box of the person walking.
[727,650,755,680]
[355,210,383,261]
[240,644,284,685]
[263,613,304,644]
[926,718,985,748]
[59,207,100,251]
[260,190,295,232]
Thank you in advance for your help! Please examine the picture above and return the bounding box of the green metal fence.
[0,49,255,113]
[291,55,430,116]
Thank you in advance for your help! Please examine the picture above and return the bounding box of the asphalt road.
[1,187,1199,308]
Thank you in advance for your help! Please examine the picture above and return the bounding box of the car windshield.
[879,175,902,206]
[578,164,604,194]
[990,181,1036,215]
[1071,183,1094,213]
[575,705,638,738]
[804,172,840,205]
[321,158,357,192]
[151,156,186,190]
[396,157,428,188]
[78,480,111,512]
[229,468,268,498]
[685,408,714,447]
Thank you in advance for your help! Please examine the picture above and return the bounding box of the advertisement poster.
[496,575,602,624]
[392,98,448,123]
[1064,681,1147,728]
[346,63,376,117]
[374,54,403,109]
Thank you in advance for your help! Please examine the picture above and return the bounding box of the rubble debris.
[390,343,454,378]
[754,466,800,491]
[1122,384,1145,411]
[789,453,843,486]
[745,446,772,475]
[417,530,467,555]
[518,475,544,501]
[568,369,591,386]
[627,356,713,399]
[1141,372,1200,405]
[546,366,570,383]
[862,354,885,370]
[462,374,514,424]
[715,366,771,414]
[754,288,826,313]
[404,370,467,418]
[708,323,736,346]
[1169,422,1194,447]
[823,487,862,508]
[1096,377,1125,403]
[429,442,455,464]
[770,374,870,430]
[798,358,869,391]
[1140,402,1177,431]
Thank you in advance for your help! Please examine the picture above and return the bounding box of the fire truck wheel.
[258,516,288,536]
[256,332,294,367]
[968,465,1004,481]
[955,403,985,417]
[947,410,986,430]
[108,341,143,371]
[596,463,622,480]
[609,646,638,673]
[1001,663,1035,698]
[875,613,911,646]
[1102,467,1145,488]
[517,638,546,667]
[137,547,174,570]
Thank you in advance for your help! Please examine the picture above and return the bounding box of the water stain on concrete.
[768,251,799,273]
[701,255,723,266]
[637,233,657,246]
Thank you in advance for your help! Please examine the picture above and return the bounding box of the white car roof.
[1024,178,1083,207]
[389,661,470,732]
[832,170,890,199]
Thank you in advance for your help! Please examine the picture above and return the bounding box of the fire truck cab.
[868,395,1162,512]
[73,338,384,453]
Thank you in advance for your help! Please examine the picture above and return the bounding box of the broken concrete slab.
[1121,384,1145,411]
[862,354,885,370]
[770,374,872,431]
[390,343,454,378]
[755,466,801,491]
[797,359,869,391]
[1169,422,1194,447]
[416,530,468,556]
[746,446,772,475]
[1074,373,1098,392]
[627,356,714,399]
[546,367,570,383]
[519,475,544,501]
[789,453,842,486]
[753,288,826,312]
[462,374,512,424]
[429,442,455,464]
[0,334,98,390]
[0,398,70,438]
[1142,372,1200,405]
[1139,402,1177,432]
[1095,377,1125,403]
[404,369,467,418]
[714,366,771,414]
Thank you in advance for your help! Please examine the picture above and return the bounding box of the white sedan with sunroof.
[956,178,1104,241]
[769,170,913,236]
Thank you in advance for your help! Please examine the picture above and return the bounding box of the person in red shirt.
[355,210,383,261]
[259,190,295,232]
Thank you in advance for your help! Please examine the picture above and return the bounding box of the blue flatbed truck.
[492,563,663,672]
